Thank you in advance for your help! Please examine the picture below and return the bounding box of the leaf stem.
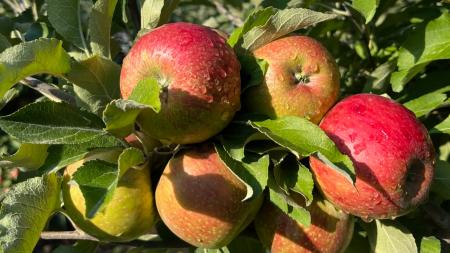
[40,231,99,241]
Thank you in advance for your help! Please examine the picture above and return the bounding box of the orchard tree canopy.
[0,0,449,253]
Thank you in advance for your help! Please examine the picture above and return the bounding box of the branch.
[212,0,244,27]
[40,231,99,241]
[20,77,77,105]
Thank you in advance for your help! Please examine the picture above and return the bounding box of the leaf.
[71,147,144,218]
[66,55,121,114]
[249,116,356,182]
[0,174,61,253]
[102,77,161,137]
[431,160,450,199]
[195,248,230,253]
[239,54,269,92]
[363,60,396,93]
[117,147,145,178]
[227,235,266,253]
[129,77,162,112]
[0,86,21,111]
[0,38,71,99]
[46,0,87,49]
[103,99,148,137]
[228,7,277,48]
[140,0,180,29]
[40,139,123,173]
[391,12,450,92]
[0,101,118,144]
[220,123,265,161]
[273,155,314,205]
[89,0,118,58]
[0,34,10,53]
[430,115,450,134]
[241,8,338,51]
[268,187,311,227]
[352,0,379,23]
[0,143,49,171]
[403,92,447,117]
[368,220,418,253]
[52,241,99,253]
[71,159,117,218]
[420,236,441,253]
[215,143,269,201]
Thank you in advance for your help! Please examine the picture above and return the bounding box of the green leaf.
[0,34,10,53]
[228,7,277,48]
[129,77,162,112]
[352,0,379,23]
[0,86,22,111]
[241,8,337,51]
[249,116,356,182]
[46,0,88,50]
[403,92,447,117]
[227,235,266,253]
[103,99,148,137]
[66,55,121,114]
[430,115,450,134]
[89,0,118,58]
[215,143,269,201]
[391,12,450,92]
[71,147,144,218]
[140,0,180,29]
[0,174,61,253]
[102,77,161,137]
[0,143,49,171]
[0,38,71,99]
[0,101,117,144]
[71,159,117,218]
[268,187,311,227]
[117,147,145,178]
[368,220,418,253]
[431,160,450,199]
[220,123,265,161]
[239,54,269,92]
[195,248,230,253]
[52,241,99,253]
[273,155,314,205]
[420,236,441,253]
[363,60,396,93]
[40,139,123,173]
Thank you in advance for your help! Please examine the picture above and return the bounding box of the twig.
[40,231,99,241]
[20,77,77,105]
[212,0,244,27]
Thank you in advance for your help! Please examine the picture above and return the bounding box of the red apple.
[310,94,435,220]
[120,22,241,144]
[155,144,263,248]
[254,198,354,253]
[243,36,340,124]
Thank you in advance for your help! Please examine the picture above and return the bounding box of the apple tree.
[0,0,449,252]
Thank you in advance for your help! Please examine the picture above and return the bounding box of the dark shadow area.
[404,158,426,203]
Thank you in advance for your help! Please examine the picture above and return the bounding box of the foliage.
[0,0,448,252]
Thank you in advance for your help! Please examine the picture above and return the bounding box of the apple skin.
[120,22,241,144]
[243,36,340,124]
[310,94,435,220]
[155,144,263,248]
[62,151,157,242]
[254,198,354,253]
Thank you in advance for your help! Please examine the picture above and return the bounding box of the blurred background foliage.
[0,0,449,252]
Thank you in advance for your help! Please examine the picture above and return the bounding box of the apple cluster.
[62,22,435,252]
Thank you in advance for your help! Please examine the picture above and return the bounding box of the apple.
[242,35,340,124]
[62,150,157,241]
[309,94,435,220]
[254,197,354,253]
[120,22,241,144]
[155,143,263,248]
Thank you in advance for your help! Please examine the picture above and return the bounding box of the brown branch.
[212,0,244,27]
[40,231,99,241]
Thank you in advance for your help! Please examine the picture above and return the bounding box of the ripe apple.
[120,22,241,144]
[242,36,340,124]
[62,150,157,241]
[254,197,354,253]
[310,94,435,220]
[155,144,263,248]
